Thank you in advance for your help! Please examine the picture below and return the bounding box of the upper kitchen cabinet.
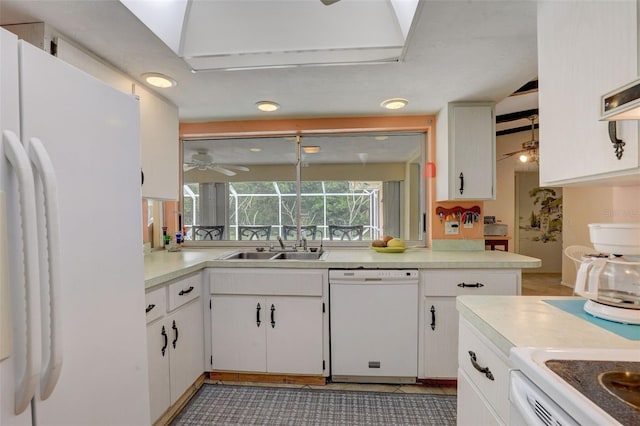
[436,102,496,201]
[137,84,180,200]
[3,22,180,200]
[537,1,639,186]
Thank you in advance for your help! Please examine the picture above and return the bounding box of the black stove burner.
[545,360,640,425]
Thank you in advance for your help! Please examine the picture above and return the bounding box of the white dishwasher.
[329,269,419,383]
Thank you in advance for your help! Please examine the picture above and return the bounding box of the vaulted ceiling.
[0,0,538,129]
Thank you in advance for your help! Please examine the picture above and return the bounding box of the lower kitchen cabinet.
[146,273,204,423]
[209,268,328,376]
[456,316,511,425]
[419,269,519,379]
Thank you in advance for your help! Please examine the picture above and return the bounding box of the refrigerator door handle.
[2,130,41,414]
[26,136,63,401]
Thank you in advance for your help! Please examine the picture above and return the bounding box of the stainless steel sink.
[271,251,327,260]
[220,251,278,260]
[219,250,326,261]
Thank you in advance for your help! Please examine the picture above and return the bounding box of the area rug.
[170,384,457,425]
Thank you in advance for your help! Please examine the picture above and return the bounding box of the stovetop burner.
[599,371,640,409]
[545,359,640,425]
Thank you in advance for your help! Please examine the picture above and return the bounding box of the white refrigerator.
[0,28,150,425]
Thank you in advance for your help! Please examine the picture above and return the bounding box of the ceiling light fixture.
[381,98,408,110]
[256,101,280,112]
[374,135,389,141]
[141,72,176,88]
[249,147,262,152]
[303,146,320,154]
[519,153,529,163]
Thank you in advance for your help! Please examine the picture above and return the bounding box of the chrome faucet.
[277,236,286,250]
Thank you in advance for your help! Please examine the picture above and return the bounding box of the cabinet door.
[436,102,496,201]
[423,297,459,379]
[147,320,171,423]
[266,296,324,375]
[168,299,204,405]
[450,103,495,199]
[457,368,503,426]
[138,84,180,199]
[211,295,267,372]
[538,1,639,185]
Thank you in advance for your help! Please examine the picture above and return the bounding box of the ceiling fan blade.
[183,164,197,171]
[211,165,237,176]
[502,149,525,157]
[320,0,341,5]
[218,164,250,172]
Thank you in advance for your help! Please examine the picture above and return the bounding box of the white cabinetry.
[457,316,512,425]
[436,102,496,201]
[419,269,519,380]
[137,84,180,200]
[537,1,639,185]
[146,273,204,424]
[209,268,328,376]
[3,22,180,199]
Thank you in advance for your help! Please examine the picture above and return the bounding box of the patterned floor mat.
[171,384,457,425]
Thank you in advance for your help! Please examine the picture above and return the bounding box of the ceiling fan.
[321,0,341,5]
[500,115,539,163]
[183,150,249,176]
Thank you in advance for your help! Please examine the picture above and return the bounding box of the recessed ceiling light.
[141,72,177,88]
[381,98,408,110]
[256,101,280,112]
[303,146,320,154]
[374,135,389,141]
[250,147,262,152]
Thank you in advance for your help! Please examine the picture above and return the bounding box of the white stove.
[510,347,640,426]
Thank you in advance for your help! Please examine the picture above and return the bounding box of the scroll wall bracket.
[608,121,625,160]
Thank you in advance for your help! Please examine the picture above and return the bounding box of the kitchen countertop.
[456,295,640,357]
[144,247,541,289]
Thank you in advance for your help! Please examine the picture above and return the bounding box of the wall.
[484,130,539,251]
[562,185,640,287]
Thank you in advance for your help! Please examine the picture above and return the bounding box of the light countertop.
[144,247,541,289]
[456,295,639,357]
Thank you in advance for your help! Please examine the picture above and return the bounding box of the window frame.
[179,115,435,247]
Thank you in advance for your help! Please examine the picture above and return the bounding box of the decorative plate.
[371,246,407,253]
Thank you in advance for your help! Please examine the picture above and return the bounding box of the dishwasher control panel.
[329,269,418,280]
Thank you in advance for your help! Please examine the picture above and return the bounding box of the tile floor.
[204,273,572,396]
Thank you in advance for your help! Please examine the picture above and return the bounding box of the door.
[169,300,204,404]
[423,297,459,379]
[147,320,171,423]
[211,295,266,372]
[0,28,37,426]
[266,296,324,375]
[331,282,418,377]
[18,40,150,425]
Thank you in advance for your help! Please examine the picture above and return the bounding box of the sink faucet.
[277,236,286,250]
[301,238,307,251]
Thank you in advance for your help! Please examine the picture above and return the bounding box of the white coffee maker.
[574,223,640,324]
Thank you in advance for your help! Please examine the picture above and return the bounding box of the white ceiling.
[0,0,538,123]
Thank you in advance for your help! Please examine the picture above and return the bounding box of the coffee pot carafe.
[573,223,640,324]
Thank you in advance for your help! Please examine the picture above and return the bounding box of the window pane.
[182,133,424,243]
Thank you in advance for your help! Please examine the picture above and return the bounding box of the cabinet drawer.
[168,274,201,311]
[458,317,511,423]
[210,268,324,296]
[422,270,519,296]
[145,287,166,324]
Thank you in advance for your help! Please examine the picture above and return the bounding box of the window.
[180,119,430,246]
